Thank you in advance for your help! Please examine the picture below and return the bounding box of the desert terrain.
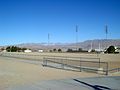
[0,52,120,89]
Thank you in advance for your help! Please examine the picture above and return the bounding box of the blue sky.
[0,0,120,45]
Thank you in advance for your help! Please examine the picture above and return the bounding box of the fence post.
[80,57,82,72]
[63,59,64,69]
[61,59,64,69]
[106,62,109,75]
[43,58,47,66]
[99,58,100,68]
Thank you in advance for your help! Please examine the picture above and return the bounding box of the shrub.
[106,46,115,53]
[67,48,73,52]
[53,48,57,52]
[58,49,62,52]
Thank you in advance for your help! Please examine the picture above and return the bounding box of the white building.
[38,50,43,52]
[115,47,120,53]
[24,49,32,53]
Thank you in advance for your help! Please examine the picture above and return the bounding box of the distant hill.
[76,39,120,50]
[1,39,120,51]
[15,39,120,50]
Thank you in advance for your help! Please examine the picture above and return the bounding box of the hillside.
[1,39,120,51]
[16,39,120,50]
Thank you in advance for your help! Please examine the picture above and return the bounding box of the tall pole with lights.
[105,25,108,40]
[48,33,50,46]
[76,25,78,51]
[105,25,108,49]
[47,33,50,52]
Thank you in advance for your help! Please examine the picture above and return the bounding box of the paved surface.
[6,76,120,90]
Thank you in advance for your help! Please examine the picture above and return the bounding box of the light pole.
[48,33,50,46]
[91,40,93,50]
[105,25,108,40]
[76,25,78,51]
[47,33,50,52]
[105,25,108,49]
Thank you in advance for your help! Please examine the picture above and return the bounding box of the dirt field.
[0,52,120,89]
[0,56,98,89]
[1,52,120,69]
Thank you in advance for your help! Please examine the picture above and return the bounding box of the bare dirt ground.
[2,52,120,69]
[0,52,120,89]
[0,56,98,89]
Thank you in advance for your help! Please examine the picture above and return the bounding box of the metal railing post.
[99,58,100,68]
[106,62,109,75]
[61,59,64,69]
[43,58,47,66]
[80,57,82,72]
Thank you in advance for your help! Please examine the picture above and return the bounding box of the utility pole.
[105,25,108,49]
[48,33,50,46]
[91,41,93,50]
[76,25,78,51]
[99,42,101,51]
[47,33,50,52]
[105,25,108,40]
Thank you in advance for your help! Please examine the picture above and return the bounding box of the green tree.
[49,50,52,52]
[91,49,95,52]
[106,46,115,53]
[53,48,57,52]
[78,48,82,52]
[6,46,26,52]
[11,46,18,52]
[6,46,11,52]
[67,48,73,52]
[21,48,27,52]
[58,48,62,52]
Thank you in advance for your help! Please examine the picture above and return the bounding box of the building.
[24,49,32,53]
[38,49,43,53]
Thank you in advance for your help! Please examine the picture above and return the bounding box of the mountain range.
[14,39,120,51]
